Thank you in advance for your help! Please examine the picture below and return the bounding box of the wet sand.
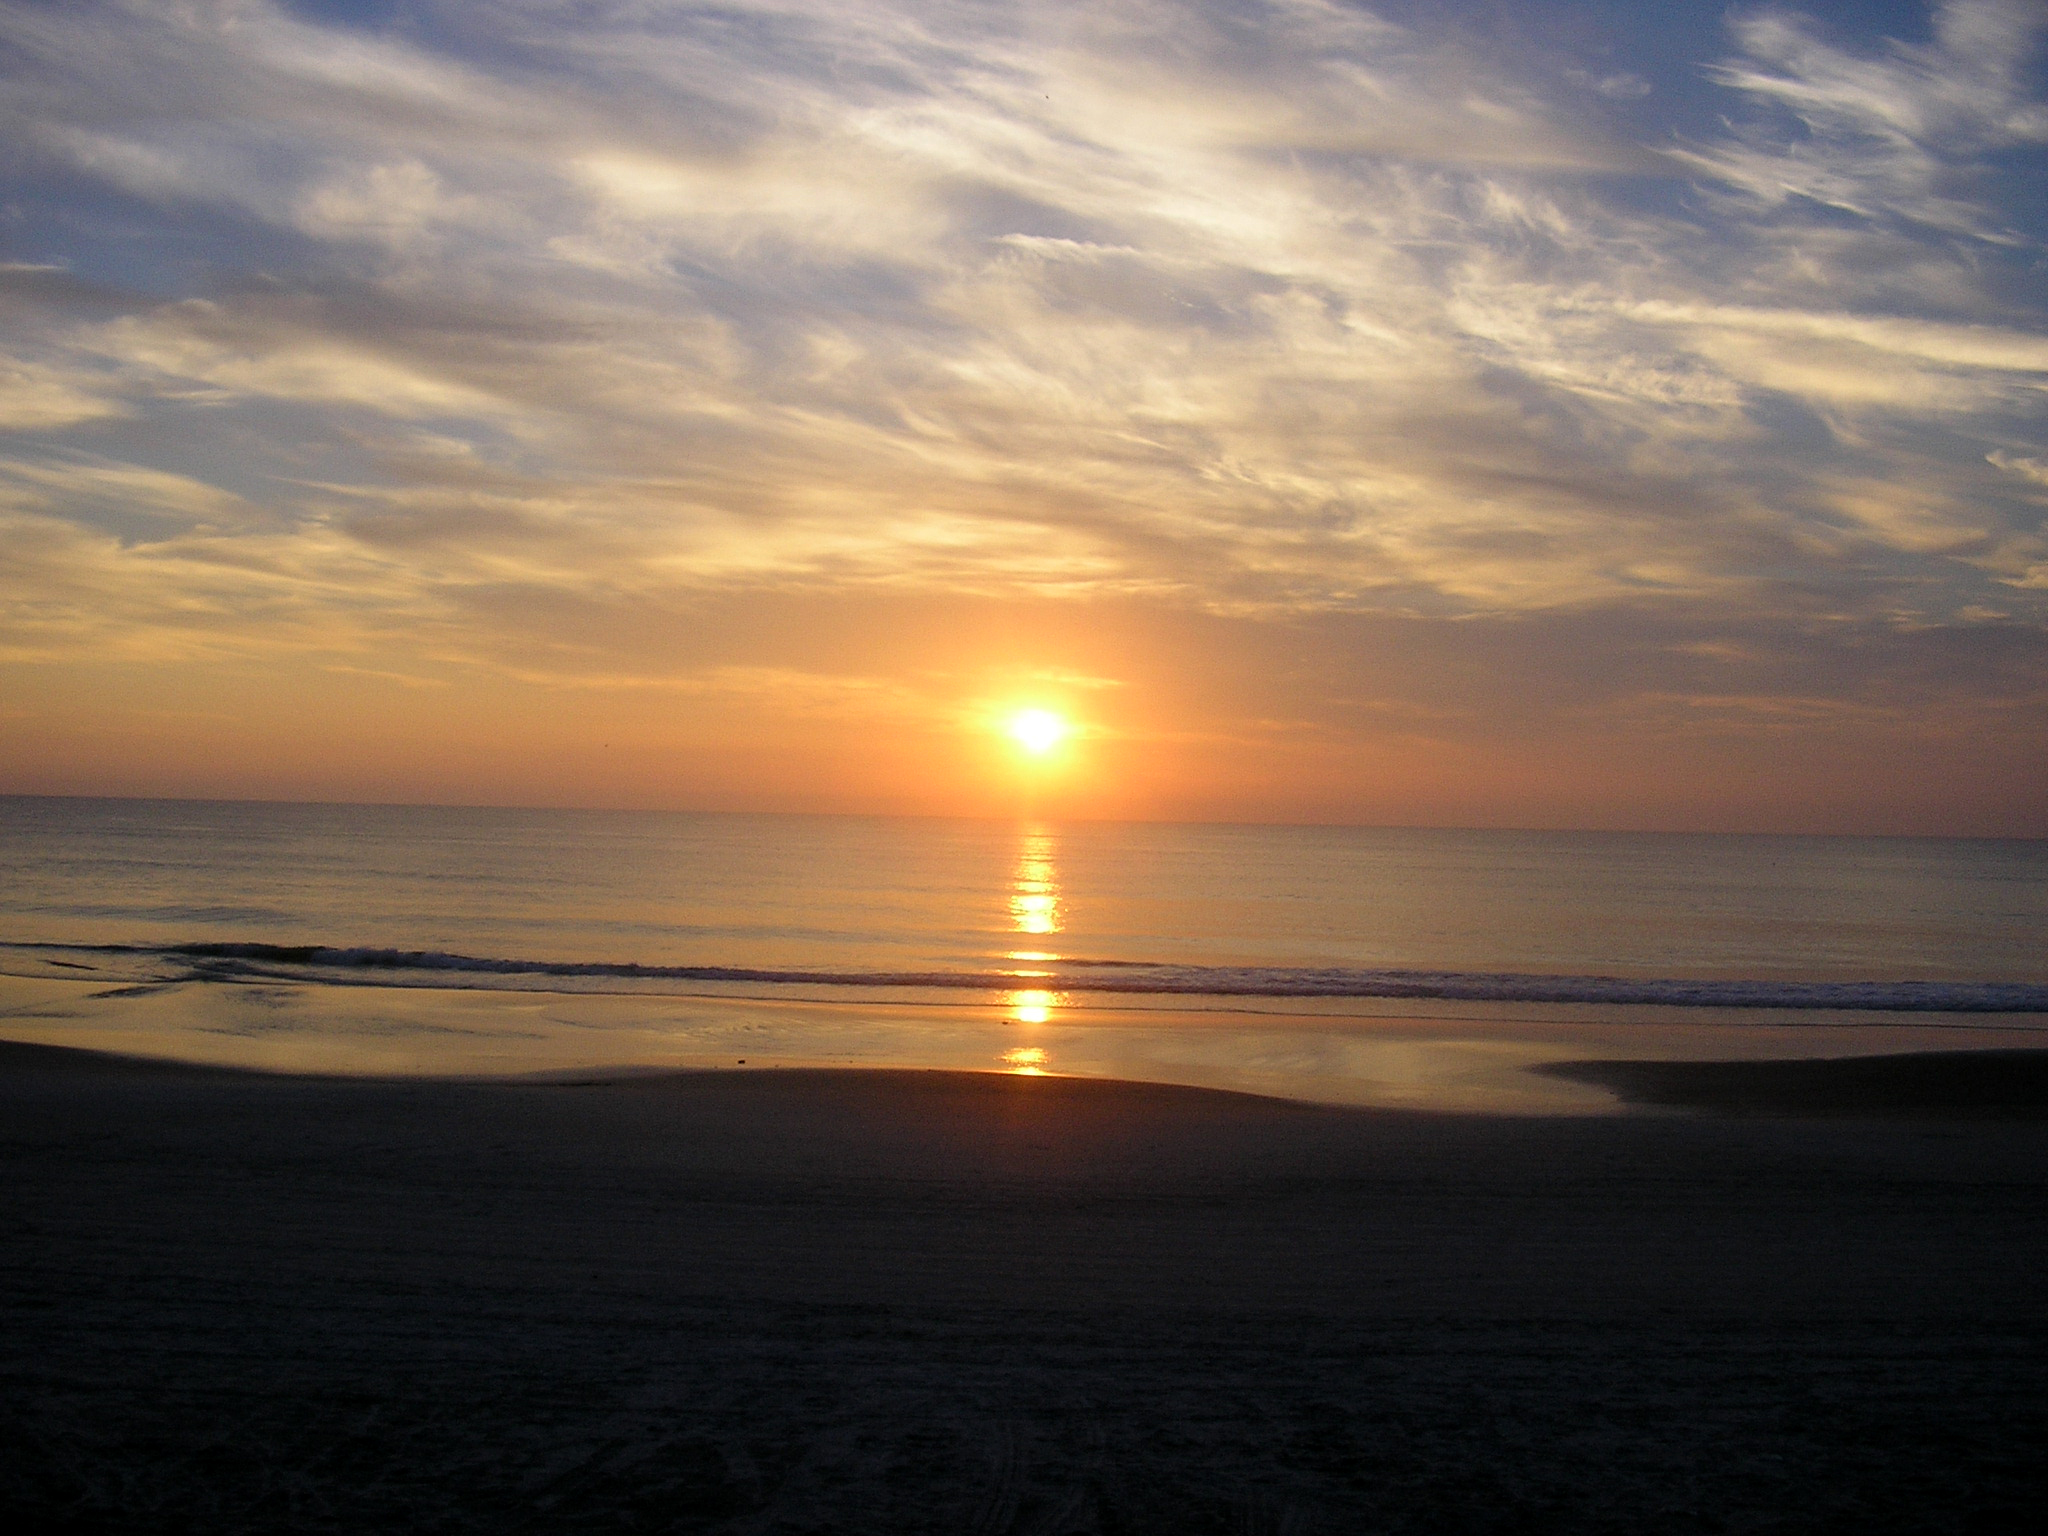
[4,1041,2047,1532]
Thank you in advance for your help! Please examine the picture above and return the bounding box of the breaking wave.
[40,940,2048,1013]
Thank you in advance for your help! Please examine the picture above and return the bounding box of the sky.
[2,0,2046,833]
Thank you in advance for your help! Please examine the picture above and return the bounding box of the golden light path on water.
[1007,829,1060,935]
[1003,828,1068,1071]
[7,805,2047,1113]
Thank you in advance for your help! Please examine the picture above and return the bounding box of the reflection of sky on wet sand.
[7,971,2044,1114]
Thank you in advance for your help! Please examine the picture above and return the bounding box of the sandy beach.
[4,1041,2046,1532]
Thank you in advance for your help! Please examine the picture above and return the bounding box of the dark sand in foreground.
[5,1042,2047,1533]
[1538,1047,2048,1117]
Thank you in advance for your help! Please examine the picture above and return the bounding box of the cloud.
[1682,0,2048,238]
[1989,449,2048,486]
[0,0,2043,783]
[0,357,127,430]
[0,455,250,527]
[83,300,514,417]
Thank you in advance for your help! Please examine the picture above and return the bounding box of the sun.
[1004,708,1072,756]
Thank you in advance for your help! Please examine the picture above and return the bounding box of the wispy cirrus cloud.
[1686,0,2048,239]
[1,1,2045,821]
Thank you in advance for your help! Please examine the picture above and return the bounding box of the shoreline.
[9,1033,2048,1116]
[9,967,2048,1113]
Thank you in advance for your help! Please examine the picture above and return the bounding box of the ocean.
[3,795,2044,1110]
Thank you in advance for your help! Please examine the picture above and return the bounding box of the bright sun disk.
[1005,708,1071,755]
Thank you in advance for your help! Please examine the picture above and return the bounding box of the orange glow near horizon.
[10,3,2048,845]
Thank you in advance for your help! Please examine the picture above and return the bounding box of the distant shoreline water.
[5,797,2045,1100]
[6,794,2046,988]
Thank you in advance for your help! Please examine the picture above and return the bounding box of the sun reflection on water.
[1010,893,1057,933]
[1001,1046,1049,1074]
[1006,988,1055,1025]
[1004,829,1065,1030]
[1008,830,1061,936]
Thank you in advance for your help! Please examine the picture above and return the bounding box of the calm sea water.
[3,796,2045,1105]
